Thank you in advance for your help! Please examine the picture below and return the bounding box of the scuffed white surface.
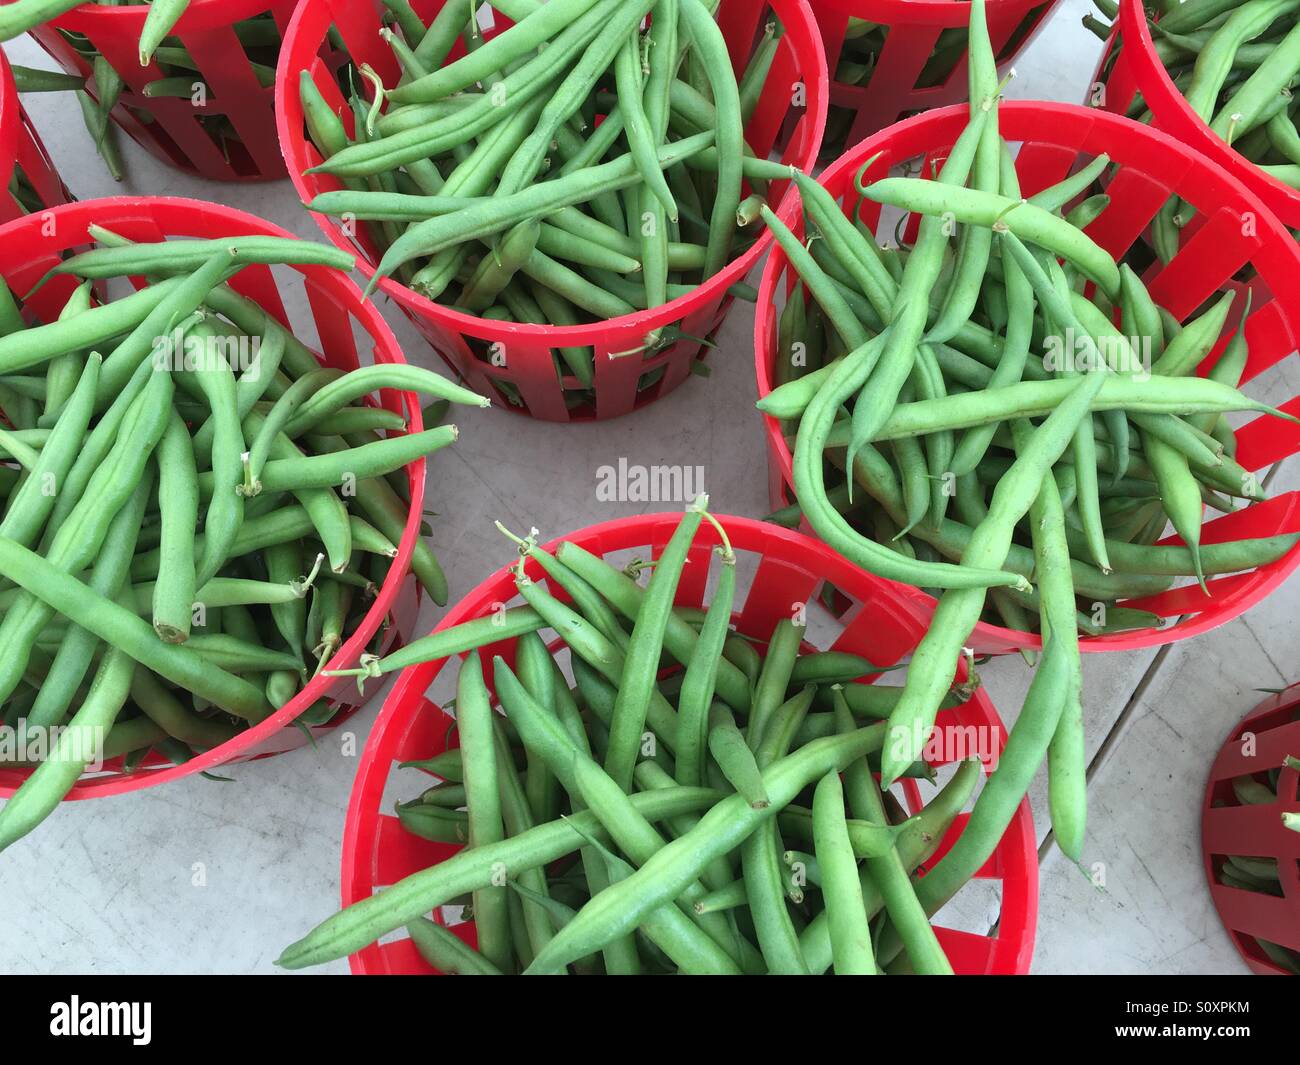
[1,0,1286,975]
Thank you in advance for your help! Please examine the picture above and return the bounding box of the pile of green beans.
[818,5,1051,157]
[277,501,1014,975]
[1212,753,1300,972]
[0,228,489,851]
[1090,0,1300,249]
[5,8,283,180]
[295,0,782,401]
[758,0,1300,859]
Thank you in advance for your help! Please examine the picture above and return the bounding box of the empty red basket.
[277,0,828,422]
[755,100,1300,654]
[340,513,1037,975]
[1093,0,1300,233]
[1202,686,1300,975]
[0,196,424,800]
[0,49,72,222]
[22,0,296,181]
[809,0,1061,153]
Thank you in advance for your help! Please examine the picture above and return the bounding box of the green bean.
[1027,153,1111,213]
[833,693,950,972]
[568,807,743,974]
[406,917,503,976]
[151,411,200,644]
[881,372,1104,785]
[0,354,99,549]
[51,237,353,286]
[691,880,748,915]
[0,647,134,853]
[555,541,751,712]
[242,369,341,495]
[189,325,245,588]
[927,0,1000,345]
[209,426,456,496]
[793,336,1031,592]
[496,659,746,969]
[0,368,173,706]
[25,472,151,731]
[800,759,979,974]
[490,719,557,956]
[397,800,468,843]
[739,812,809,973]
[878,637,1070,967]
[951,154,1034,477]
[9,64,85,93]
[678,0,742,276]
[614,28,677,222]
[675,542,736,787]
[333,1,615,174]
[0,538,270,720]
[522,724,886,973]
[748,618,804,749]
[606,499,704,790]
[1183,0,1300,121]
[0,278,182,376]
[517,632,562,826]
[403,0,602,103]
[330,607,544,681]
[356,132,716,295]
[1152,291,1236,377]
[706,704,769,808]
[454,652,512,972]
[1012,418,1085,862]
[139,0,193,65]
[753,685,817,769]
[1147,435,1208,589]
[185,634,304,676]
[863,178,1122,298]
[834,374,1287,441]
[130,670,239,751]
[44,281,92,419]
[811,769,877,975]
[0,0,82,43]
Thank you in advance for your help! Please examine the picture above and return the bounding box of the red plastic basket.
[809,0,1061,151]
[276,0,828,422]
[0,196,424,800]
[1092,0,1300,232]
[1202,685,1300,975]
[756,100,1300,655]
[0,49,73,222]
[340,513,1038,975]
[21,0,296,181]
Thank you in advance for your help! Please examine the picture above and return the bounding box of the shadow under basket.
[0,196,424,800]
[340,513,1037,975]
[27,0,296,181]
[1202,685,1300,976]
[755,100,1300,655]
[276,0,828,422]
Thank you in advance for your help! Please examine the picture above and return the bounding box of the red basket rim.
[0,49,19,193]
[1115,0,1300,226]
[339,513,1038,975]
[0,195,426,800]
[274,0,829,345]
[755,99,1300,654]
